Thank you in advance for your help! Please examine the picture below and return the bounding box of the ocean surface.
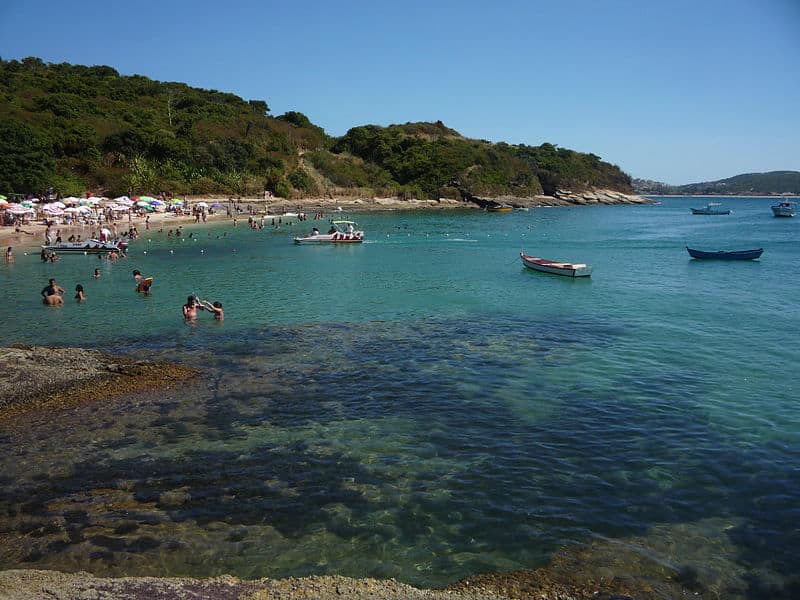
[1,196,798,595]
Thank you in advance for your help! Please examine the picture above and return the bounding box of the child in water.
[201,299,224,320]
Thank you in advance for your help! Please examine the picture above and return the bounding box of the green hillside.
[676,171,800,195]
[634,171,800,195]
[0,57,633,199]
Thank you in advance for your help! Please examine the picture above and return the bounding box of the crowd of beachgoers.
[1,195,347,325]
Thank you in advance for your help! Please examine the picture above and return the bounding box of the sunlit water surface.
[0,197,798,594]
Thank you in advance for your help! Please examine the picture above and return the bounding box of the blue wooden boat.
[686,246,763,260]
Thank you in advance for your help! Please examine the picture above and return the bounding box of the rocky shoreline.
[0,346,196,420]
[0,346,699,600]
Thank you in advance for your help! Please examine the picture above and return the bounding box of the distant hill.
[0,57,633,200]
[633,171,800,196]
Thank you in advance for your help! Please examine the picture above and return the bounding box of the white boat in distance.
[294,220,364,244]
[520,252,592,277]
[42,239,129,253]
[771,201,796,217]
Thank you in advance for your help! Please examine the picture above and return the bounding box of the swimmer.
[41,278,65,306]
[75,284,85,302]
[182,295,204,321]
[93,268,101,279]
[133,270,152,294]
[201,299,224,320]
[5,247,13,263]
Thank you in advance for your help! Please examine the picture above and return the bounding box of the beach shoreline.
[0,191,651,253]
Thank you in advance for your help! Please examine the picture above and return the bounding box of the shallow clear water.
[1,197,798,593]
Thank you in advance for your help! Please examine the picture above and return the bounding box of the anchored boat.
[691,202,731,215]
[520,252,592,277]
[42,239,129,254]
[294,221,364,244]
[685,246,763,260]
[771,201,796,217]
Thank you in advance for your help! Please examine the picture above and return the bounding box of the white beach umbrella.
[114,196,133,205]
[8,206,33,215]
[196,201,209,208]
[64,207,81,213]
[63,196,82,204]
[76,205,93,214]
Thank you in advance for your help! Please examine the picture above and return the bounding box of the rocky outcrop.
[0,346,196,418]
[552,188,652,205]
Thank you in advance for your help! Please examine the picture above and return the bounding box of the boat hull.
[771,203,796,217]
[294,232,364,244]
[691,208,731,215]
[685,246,763,260]
[42,240,128,253]
[487,206,513,213]
[520,252,592,277]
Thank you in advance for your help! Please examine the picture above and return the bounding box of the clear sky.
[1,0,798,184]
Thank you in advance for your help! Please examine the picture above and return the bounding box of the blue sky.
[1,0,798,184]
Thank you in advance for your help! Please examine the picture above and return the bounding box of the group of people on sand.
[40,278,84,305]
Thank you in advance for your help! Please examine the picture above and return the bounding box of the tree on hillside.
[0,119,55,193]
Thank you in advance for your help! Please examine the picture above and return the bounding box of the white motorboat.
[42,239,128,253]
[294,221,364,244]
[771,201,796,217]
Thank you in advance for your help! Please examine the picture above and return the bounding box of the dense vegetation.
[0,57,633,199]
[633,171,800,196]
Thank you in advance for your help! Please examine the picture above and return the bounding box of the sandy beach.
[0,191,652,253]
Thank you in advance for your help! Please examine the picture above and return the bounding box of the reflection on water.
[1,315,799,596]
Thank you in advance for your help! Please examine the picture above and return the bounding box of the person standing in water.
[40,278,65,306]
[201,299,224,320]
[75,284,85,302]
[182,296,204,321]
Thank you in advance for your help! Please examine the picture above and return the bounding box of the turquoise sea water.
[1,196,798,595]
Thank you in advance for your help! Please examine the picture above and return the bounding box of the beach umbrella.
[75,205,92,214]
[149,199,165,205]
[8,206,33,215]
[0,195,7,201]
[172,198,183,204]
[114,195,132,204]
[196,201,209,208]
[211,202,221,208]
[50,201,66,209]
[63,196,81,204]
[64,207,81,213]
